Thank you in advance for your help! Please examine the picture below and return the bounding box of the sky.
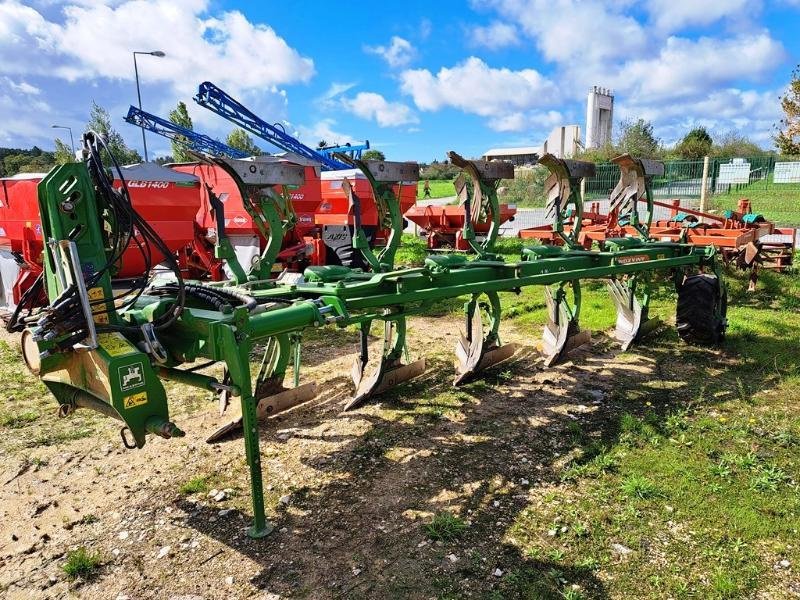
[0,0,798,162]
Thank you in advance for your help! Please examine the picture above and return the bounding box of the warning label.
[98,332,136,357]
[123,392,148,410]
[88,287,109,324]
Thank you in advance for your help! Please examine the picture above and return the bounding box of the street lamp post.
[51,124,75,155]
[132,50,166,162]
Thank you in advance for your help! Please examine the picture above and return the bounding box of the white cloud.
[488,110,563,133]
[615,33,784,102]
[0,85,52,145]
[469,21,519,50]
[481,0,647,65]
[318,82,357,102]
[618,87,781,144]
[2,78,41,95]
[474,0,785,144]
[418,18,432,41]
[340,92,418,127]
[0,1,61,75]
[645,0,751,32]
[0,0,314,98]
[400,57,558,131]
[293,118,360,147]
[364,36,416,68]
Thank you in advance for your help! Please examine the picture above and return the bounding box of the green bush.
[499,166,548,207]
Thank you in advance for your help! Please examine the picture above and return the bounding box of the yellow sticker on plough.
[123,392,148,410]
[98,332,137,357]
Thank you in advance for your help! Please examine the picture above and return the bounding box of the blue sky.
[1,0,798,162]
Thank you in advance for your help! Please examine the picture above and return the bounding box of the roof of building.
[482,146,540,157]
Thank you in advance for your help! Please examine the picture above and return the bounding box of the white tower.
[585,86,614,149]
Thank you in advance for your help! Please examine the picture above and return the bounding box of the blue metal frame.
[318,141,370,160]
[194,81,350,171]
[124,106,248,159]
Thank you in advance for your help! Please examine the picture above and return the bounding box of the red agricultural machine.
[0,164,201,310]
[518,154,795,287]
[405,167,517,250]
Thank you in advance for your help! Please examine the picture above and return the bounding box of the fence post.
[699,155,710,212]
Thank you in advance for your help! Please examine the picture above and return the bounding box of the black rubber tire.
[676,274,727,345]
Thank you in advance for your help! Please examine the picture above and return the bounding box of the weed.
[180,475,211,495]
[710,461,732,480]
[735,378,752,404]
[620,475,662,500]
[424,512,468,542]
[576,556,600,570]
[772,428,798,447]
[711,569,740,598]
[572,522,589,537]
[664,409,689,433]
[724,451,758,470]
[750,465,787,492]
[566,421,583,442]
[62,547,101,580]
[547,548,565,561]
[80,514,98,525]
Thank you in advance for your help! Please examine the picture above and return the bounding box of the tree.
[775,64,800,155]
[616,118,660,158]
[226,128,261,156]
[577,143,619,163]
[713,131,764,158]
[675,127,713,159]
[86,101,142,166]
[3,151,55,175]
[168,101,194,163]
[54,138,75,164]
[362,149,386,161]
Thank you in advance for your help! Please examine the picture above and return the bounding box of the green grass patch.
[424,511,468,541]
[417,179,455,199]
[708,181,800,226]
[500,266,800,597]
[180,475,212,495]
[62,547,102,580]
[0,410,40,428]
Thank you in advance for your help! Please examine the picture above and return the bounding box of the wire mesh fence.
[584,156,800,200]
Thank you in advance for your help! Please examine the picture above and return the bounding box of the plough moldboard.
[16,136,728,537]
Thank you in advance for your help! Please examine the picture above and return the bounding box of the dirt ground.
[0,315,700,599]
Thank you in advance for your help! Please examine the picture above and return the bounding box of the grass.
[62,547,102,580]
[0,410,39,428]
[394,233,530,267]
[493,266,800,598]
[708,180,800,226]
[417,179,455,200]
[424,511,469,541]
[179,475,212,495]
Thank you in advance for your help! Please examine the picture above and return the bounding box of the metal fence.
[584,156,800,200]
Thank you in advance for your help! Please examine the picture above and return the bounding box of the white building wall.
[585,86,614,148]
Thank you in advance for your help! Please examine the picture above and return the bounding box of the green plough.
[16,135,727,537]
